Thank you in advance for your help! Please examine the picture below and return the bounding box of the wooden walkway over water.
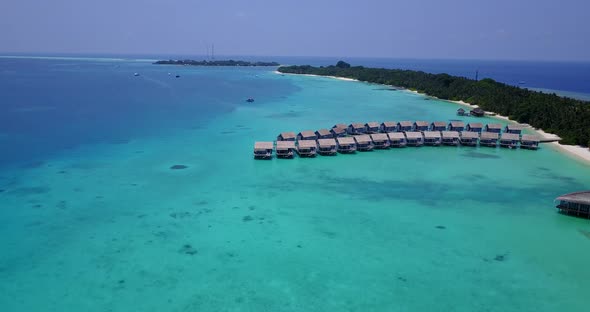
[254,121,547,159]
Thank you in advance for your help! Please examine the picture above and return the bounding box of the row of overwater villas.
[253,121,540,159]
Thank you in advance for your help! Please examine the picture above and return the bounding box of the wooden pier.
[254,120,550,159]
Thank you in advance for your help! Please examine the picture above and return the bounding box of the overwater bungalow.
[430,121,447,132]
[556,190,590,218]
[365,122,380,134]
[466,122,483,133]
[297,130,317,141]
[479,132,499,147]
[317,138,337,156]
[484,123,502,133]
[459,131,479,146]
[296,140,317,157]
[504,124,525,135]
[405,132,424,146]
[448,121,465,132]
[348,123,367,135]
[397,121,413,132]
[336,137,357,153]
[520,134,540,150]
[441,131,460,146]
[457,108,466,116]
[423,131,441,146]
[413,121,429,132]
[253,142,273,159]
[370,133,390,149]
[470,108,485,117]
[276,141,296,158]
[277,132,296,141]
[354,135,374,151]
[330,126,347,137]
[500,133,520,149]
[381,121,397,133]
[387,132,407,147]
[315,129,333,139]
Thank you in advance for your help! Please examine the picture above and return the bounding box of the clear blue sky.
[1,0,589,61]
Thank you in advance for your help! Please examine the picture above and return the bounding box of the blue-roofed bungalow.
[459,131,479,146]
[500,133,519,149]
[297,130,317,141]
[520,134,540,150]
[457,108,466,116]
[556,190,590,218]
[253,142,273,160]
[397,121,413,132]
[430,121,447,132]
[381,121,397,133]
[484,123,502,133]
[336,137,357,153]
[354,135,374,151]
[479,132,499,147]
[277,132,296,141]
[413,121,429,132]
[387,132,407,147]
[441,131,460,146]
[365,122,380,134]
[466,122,483,133]
[504,124,525,135]
[348,123,367,135]
[370,133,390,149]
[405,132,424,147]
[448,121,465,132]
[315,129,333,139]
[330,126,347,137]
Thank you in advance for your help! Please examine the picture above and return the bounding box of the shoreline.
[275,70,590,165]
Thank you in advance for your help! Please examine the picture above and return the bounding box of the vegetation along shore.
[278,61,590,147]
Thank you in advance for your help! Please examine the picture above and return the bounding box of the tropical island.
[154,59,280,66]
[278,61,590,146]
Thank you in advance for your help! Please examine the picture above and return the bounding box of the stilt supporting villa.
[370,133,390,149]
[480,132,499,147]
[296,140,318,157]
[354,135,374,151]
[441,131,460,146]
[381,121,397,133]
[387,132,407,147]
[423,131,442,146]
[460,131,479,146]
[315,129,333,139]
[253,142,273,159]
[317,138,337,155]
[277,132,296,141]
[348,123,367,135]
[365,122,380,134]
[336,137,357,153]
[500,133,520,149]
[556,191,590,218]
[297,130,317,141]
[276,141,296,158]
[405,132,424,146]
[520,134,540,150]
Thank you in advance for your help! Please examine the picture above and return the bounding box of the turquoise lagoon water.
[1,59,590,311]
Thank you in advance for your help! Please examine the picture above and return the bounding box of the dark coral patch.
[180,244,198,255]
[242,215,253,222]
[0,189,4,193]
[435,225,446,229]
[170,165,188,170]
